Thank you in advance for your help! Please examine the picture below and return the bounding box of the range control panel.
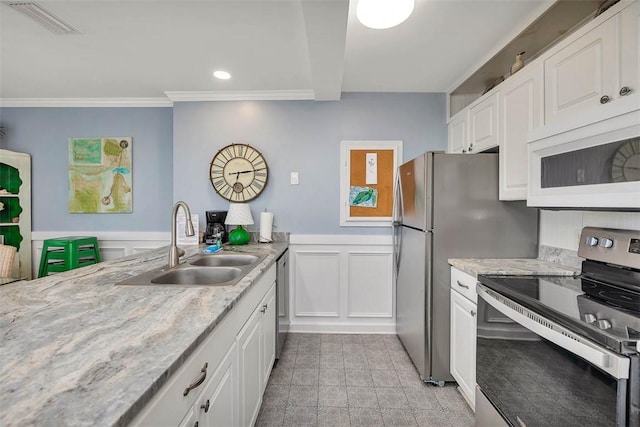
[578,227,640,269]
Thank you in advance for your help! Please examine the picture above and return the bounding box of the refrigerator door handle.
[393,172,404,277]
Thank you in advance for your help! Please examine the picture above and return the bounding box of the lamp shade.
[225,203,254,226]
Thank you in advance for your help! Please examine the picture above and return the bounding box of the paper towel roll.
[259,211,274,242]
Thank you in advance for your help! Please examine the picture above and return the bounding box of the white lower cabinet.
[196,342,239,427]
[449,267,477,411]
[131,265,277,427]
[260,288,276,389]
[238,283,276,427]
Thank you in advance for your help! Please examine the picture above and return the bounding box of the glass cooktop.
[478,274,640,354]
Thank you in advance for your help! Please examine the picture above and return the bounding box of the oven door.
[476,286,631,427]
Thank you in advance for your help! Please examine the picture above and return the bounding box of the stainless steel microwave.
[528,110,640,210]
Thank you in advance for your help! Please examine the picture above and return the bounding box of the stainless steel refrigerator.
[393,152,538,384]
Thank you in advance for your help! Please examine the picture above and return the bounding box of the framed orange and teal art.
[68,137,132,213]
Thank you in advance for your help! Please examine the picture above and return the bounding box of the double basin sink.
[116,252,266,287]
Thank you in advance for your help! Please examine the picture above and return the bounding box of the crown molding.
[0,98,173,107]
[164,90,316,102]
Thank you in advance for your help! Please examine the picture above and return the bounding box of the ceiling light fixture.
[9,2,80,34]
[356,0,415,30]
[213,71,231,80]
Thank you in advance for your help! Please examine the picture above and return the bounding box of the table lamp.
[225,203,254,245]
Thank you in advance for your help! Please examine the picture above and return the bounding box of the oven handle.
[478,285,630,380]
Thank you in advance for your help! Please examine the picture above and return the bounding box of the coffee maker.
[204,210,228,244]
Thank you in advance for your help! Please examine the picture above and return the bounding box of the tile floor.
[256,333,475,426]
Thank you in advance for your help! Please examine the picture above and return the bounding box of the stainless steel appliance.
[393,152,539,384]
[476,227,640,427]
[204,210,227,244]
[528,110,640,209]
[275,249,289,359]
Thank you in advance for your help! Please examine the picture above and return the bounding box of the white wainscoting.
[289,234,395,334]
[31,231,170,278]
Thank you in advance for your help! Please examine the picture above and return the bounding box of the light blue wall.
[173,92,446,235]
[0,107,173,231]
[0,94,445,234]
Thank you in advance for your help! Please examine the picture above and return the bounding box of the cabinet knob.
[471,310,476,317]
[600,95,611,104]
[201,399,210,413]
[462,149,467,153]
[260,304,267,313]
[194,422,198,427]
[468,145,473,152]
[619,86,632,96]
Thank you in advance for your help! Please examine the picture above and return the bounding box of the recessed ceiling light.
[356,0,415,30]
[213,71,231,80]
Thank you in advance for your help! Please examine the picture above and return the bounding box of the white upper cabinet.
[468,92,499,153]
[499,62,543,200]
[448,109,469,153]
[540,1,638,137]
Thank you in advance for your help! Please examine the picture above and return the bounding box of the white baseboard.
[287,321,396,334]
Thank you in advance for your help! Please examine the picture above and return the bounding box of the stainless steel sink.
[189,253,261,267]
[115,251,266,287]
[150,266,241,285]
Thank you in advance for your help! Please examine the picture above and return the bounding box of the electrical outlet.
[290,172,299,185]
[576,168,585,183]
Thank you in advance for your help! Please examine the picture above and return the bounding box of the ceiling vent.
[8,2,80,34]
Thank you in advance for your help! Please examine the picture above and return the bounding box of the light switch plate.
[290,172,299,185]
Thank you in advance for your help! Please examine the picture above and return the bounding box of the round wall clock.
[611,138,640,183]
[210,143,269,201]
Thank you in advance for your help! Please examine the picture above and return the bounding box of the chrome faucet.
[169,201,195,268]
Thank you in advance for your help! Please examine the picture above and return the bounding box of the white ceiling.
[0,0,552,104]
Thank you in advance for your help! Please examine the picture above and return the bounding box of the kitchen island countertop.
[448,258,579,278]
[0,242,288,427]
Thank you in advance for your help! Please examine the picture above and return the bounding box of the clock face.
[210,143,268,201]
[611,139,640,183]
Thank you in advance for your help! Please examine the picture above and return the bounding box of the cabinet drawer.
[450,267,478,304]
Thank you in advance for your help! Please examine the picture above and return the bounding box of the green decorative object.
[229,225,250,245]
[225,203,254,245]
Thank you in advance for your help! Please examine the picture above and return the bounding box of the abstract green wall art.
[68,137,132,213]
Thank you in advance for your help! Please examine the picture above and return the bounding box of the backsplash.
[539,210,640,251]
[538,245,582,270]
[538,210,640,271]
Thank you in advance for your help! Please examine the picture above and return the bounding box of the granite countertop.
[0,242,288,427]
[448,258,579,278]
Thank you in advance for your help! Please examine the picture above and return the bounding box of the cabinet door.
[544,16,618,126]
[178,407,198,427]
[499,63,543,200]
[261,284,277,391]
[238,306,263,427]
[468,92,499,153]
[619,1,638,108]
[448,110,469,153]
[450,289,477,410]
[197,342,238,427]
